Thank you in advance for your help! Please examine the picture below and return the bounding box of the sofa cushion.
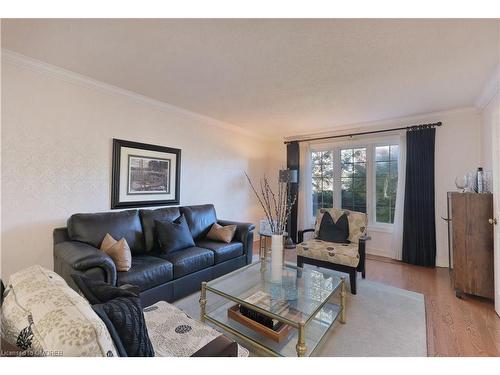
[1,265,117,357]
[140,207,181,252]
[196,240,243,264]
[68,210,145,254]
[180,204,217,240]
[155,215,195,254]
[116,255,173,292]
[155,247,214,279]
[297,239,360,267]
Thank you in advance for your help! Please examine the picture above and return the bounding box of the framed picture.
[111,139,181,208]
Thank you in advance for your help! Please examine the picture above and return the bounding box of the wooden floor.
[362,254,500,356]
[270,239,500,356]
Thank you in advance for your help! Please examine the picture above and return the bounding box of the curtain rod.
[283,121,442,144]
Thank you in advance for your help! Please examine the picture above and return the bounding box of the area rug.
[174,271,427,357]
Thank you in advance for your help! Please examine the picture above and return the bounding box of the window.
[312,151,333,214]
[375,145,399,224]
[341,148,367,213]
[310,141,399,227]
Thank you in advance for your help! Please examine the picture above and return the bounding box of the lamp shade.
[279,169,298,183]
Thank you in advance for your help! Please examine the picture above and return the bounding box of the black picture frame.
[111,139,181,209]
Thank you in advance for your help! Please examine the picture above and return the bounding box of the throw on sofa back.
[314,208,367,244]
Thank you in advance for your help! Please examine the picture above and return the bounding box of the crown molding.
[2,48,272,142]
[475,64,500,110]
[283,106,478,142]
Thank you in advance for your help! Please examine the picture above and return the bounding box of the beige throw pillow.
[100,233,132,272]
[207,223,237,243]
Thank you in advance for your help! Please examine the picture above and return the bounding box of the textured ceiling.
[2,19,499,137]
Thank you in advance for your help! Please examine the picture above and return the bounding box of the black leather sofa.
[53,204,255,306]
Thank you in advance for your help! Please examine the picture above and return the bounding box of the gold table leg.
[340,277,346,324]
[296,321,307,357]
[200,281,207,322]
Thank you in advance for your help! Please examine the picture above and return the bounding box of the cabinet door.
[465,194,494,299]
[451,193,467,291]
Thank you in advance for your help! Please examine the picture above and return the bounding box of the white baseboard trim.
[366,247,395,259]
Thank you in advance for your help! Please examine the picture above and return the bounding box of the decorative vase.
[271,234,283,283]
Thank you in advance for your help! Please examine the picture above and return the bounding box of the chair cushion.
[116,255,173,292]
[155,247,214,278]
[68,209,145,254]
[155,215,195,254]
[314,208,367,243]
[197,240,243,264]
[180,204,217,240]
[297,239,360,267]
[139,207,181,252]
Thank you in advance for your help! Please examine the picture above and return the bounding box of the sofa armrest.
[298,228,315,243]
[217,220,255,264]
[54,241,117,287]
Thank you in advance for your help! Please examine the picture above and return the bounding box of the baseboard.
[366,247,395,259]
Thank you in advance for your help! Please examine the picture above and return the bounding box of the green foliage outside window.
[340,148,367,213]
[375,145,399,223]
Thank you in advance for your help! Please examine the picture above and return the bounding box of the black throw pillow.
[93,296,155,357]
[71,273,138,305]
[155,214,195,253]
[70,274,154,357]
[318,212,350,243]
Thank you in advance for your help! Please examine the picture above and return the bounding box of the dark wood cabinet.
[448,192,495,299]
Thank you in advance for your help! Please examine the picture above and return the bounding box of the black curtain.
[402,127,437,267]
[287,141,300,242]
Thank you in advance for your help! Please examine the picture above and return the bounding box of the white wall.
[1,55,284,279]
[480,90,500,314]
[481,92,499,169]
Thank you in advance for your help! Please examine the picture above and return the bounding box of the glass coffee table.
[199,260,346,357]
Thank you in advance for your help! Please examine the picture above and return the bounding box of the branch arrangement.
[245,171,297,235]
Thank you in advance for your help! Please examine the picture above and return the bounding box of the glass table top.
[205,260,343,325]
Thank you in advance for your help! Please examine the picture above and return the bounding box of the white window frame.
[310,135,400,231]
